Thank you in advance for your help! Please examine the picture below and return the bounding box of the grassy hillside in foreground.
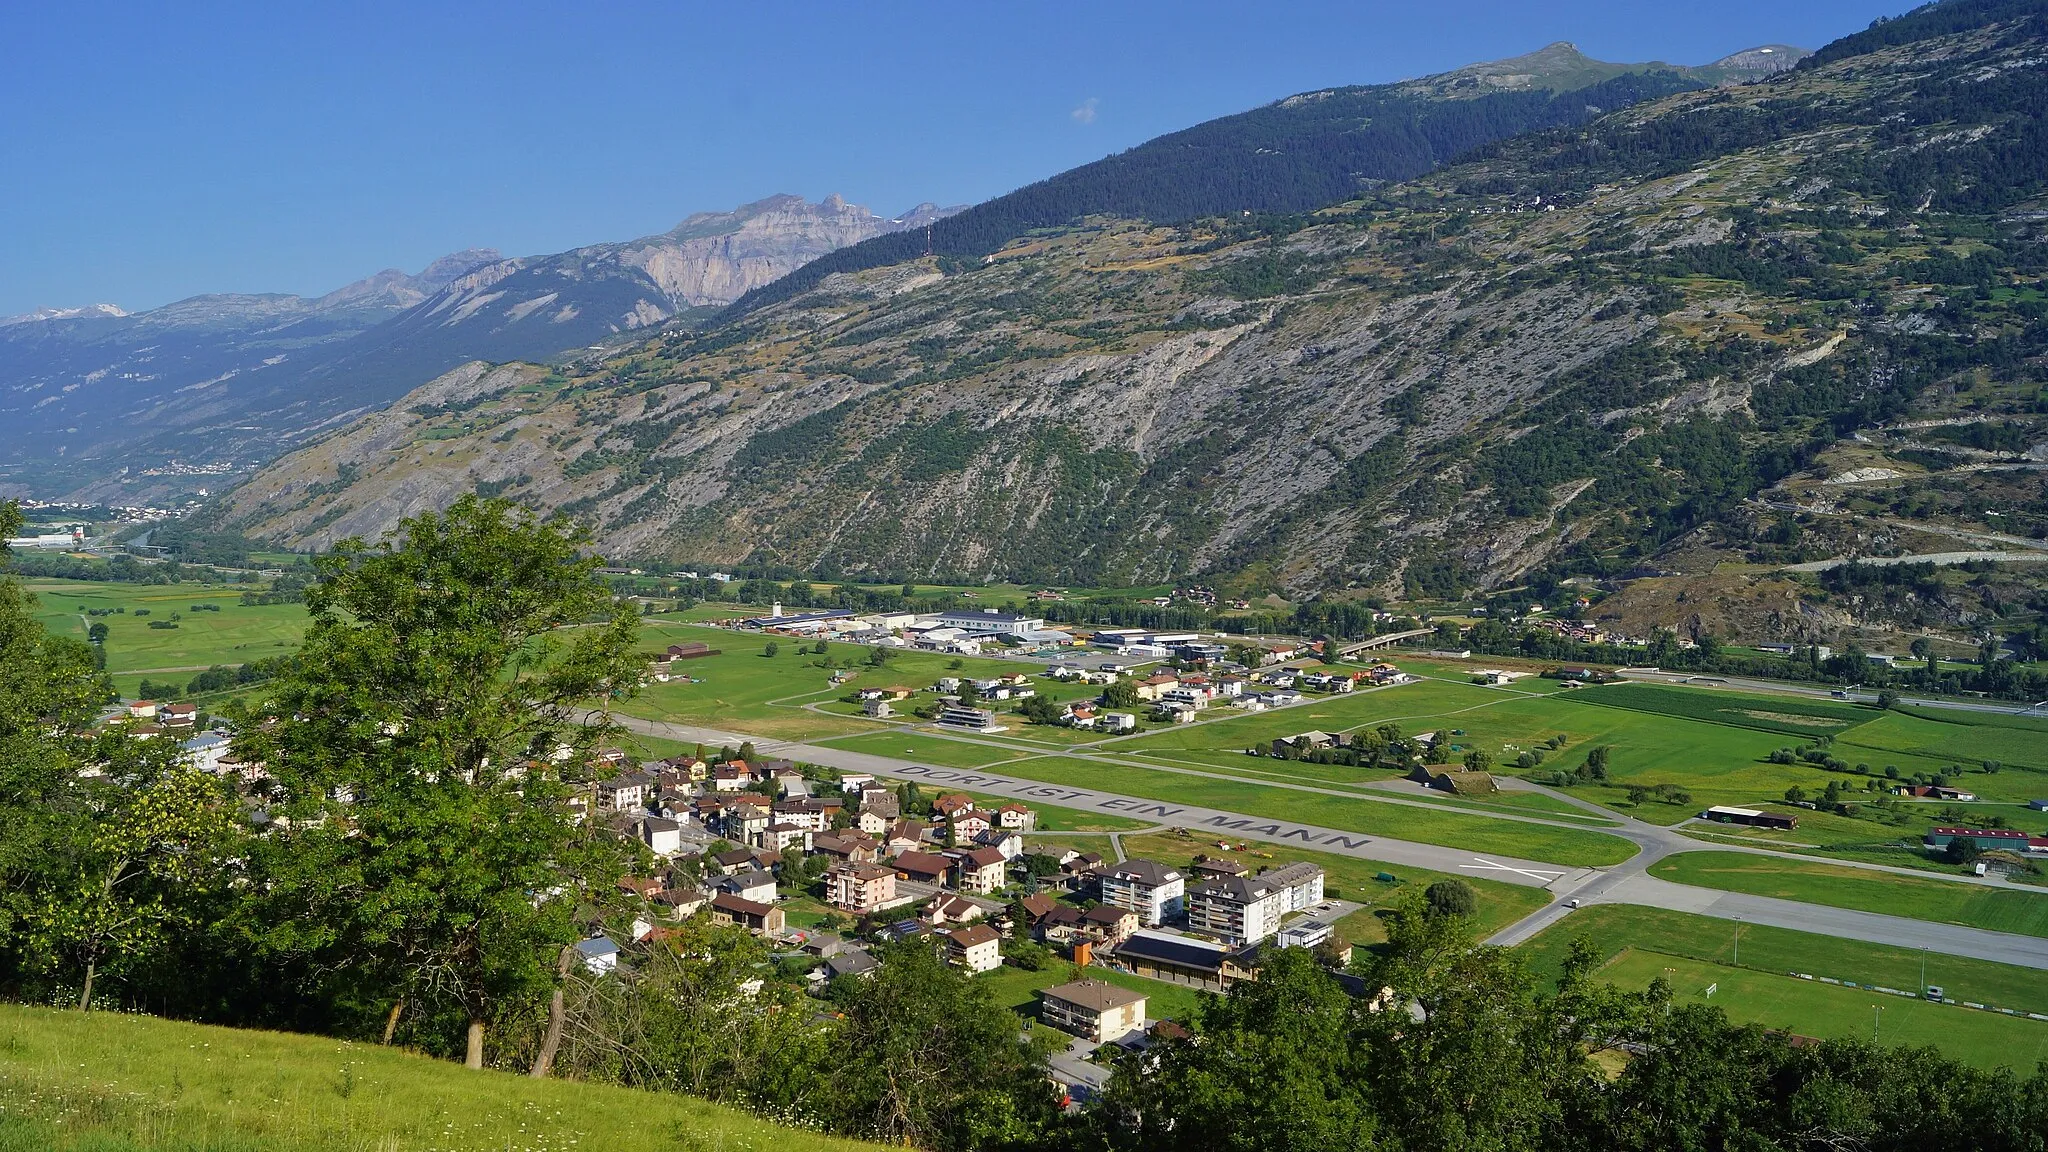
[0,1004,873,1152]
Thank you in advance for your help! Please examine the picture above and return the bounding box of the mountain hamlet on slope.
[0,196,954,501]
[216,0,2048,651]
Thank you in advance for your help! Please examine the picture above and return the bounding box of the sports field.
[1650,852,2048,938]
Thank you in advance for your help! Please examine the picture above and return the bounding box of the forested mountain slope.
[222,1,2048,610]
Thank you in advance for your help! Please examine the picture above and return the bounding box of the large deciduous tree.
[27,735,237,1009]
[0,501,123,994]
[236,495,644,1068]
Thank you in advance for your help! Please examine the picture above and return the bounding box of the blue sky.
[0,0,1910,316]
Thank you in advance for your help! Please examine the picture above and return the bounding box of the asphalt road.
[606,712,2048,971]
[1495,873,2048,971]
[1617,667,2048,718]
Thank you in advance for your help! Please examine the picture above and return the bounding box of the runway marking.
[1461,856,1567,883]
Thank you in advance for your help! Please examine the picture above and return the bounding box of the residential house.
[994,803,1037,832]
[1100,859,1185,926]
[636,816,684,857]
[923,892,988,926]
[1186,874,1285,946]
[949,810,994,845]
[1132,674,1181,702]
[885,819,929,855]
[932,793,977,819]
[763,821,812,853]
[1082,904,1139,944]
[719,799,770,846]
[942,923,1002,973]
[1271,731,1335,757]
[974,828,1026,860]
[180,731,231,774]
[717,869,778,905]
[1017,892,1060,925]
[892,851,954,886]
[1040,979,1148,1042]
[774,799,831,832]
[862,699,895,718]
[1261,861,1324,910]
[574,936,621,975]
[812,830,881,864]
[1191,857,1248,881]
[1100,712,1137,734]
[652,887,707,919]
[160,702,197,729]
[825,862,898,913]
[1036,904,1087,943]
[825,949,880,981]
[712,763,753,791]
[950,846,1009,894]
[596,772,650,814]
[709,893,785,935]
[127,700,159,720]
[712,846,777,876]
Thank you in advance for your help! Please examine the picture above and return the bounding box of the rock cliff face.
[0,198,952,500]
[221,8,2048,605]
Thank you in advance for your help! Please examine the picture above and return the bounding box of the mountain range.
[211,0,2048,649]
[0,195,956,499]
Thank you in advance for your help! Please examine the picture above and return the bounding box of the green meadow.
[1650,852,2048,938]
[619,622,1033,741]
[25,579,308,696]
[976,961,1211,1026]
[1593,950,2048,1071]
[1517,904,2048,1016]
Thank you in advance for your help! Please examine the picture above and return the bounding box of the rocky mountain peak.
[0,302,129,328]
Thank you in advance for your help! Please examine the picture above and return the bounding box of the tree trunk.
[530,945,576,1078]
[465,1018,485,1069]
[381,999,405,1044]
[78,960,96,1012]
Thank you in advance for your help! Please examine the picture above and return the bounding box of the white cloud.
[1071,97,1099,125]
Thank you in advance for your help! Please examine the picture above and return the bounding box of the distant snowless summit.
[0,194,956,500]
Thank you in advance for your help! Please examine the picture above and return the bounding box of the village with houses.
[567,747,1353,1101]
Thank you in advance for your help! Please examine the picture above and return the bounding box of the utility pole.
[1733,922,1742,966]
[1873,1004,1883,1042]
